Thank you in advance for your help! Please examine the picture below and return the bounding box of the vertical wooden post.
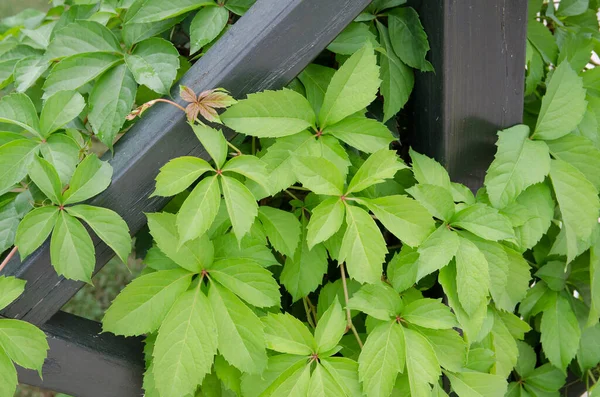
[411,0,528,189]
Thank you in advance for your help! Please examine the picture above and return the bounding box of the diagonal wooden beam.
[0,0,371,323]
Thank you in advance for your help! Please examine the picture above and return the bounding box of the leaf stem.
[151,98,188,113]
[285,190,301,201]
[303,297,316,329]
[0,246,18,273]
[305,296,318,324]
[287,185,312,192]
[340,262,363,349]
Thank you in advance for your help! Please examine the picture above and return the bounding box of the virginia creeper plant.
[1,0,600,397]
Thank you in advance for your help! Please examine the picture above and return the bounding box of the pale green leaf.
[527,21,558,65]
[308,363,348,397]
[0,277,25,311]
[293,155,345,196]
[208,258,280,308]
[340,205,388,284]
[220,174,258,241]
[489,310,519,378]
[557,0,589,17]
[404,327,440,396]
[346,149,407,193]
[40,133,80,185]
[414,327,466,372]
[208,282,267,373]
[0,348,17,397]
[533,62,587,140]
[406,184,454,222]
[127,0,213,23]
[402,298,457,329]
[125,37,179,95]
[45,20,121,59]
[416,224,459,281]
[540,294,581,372]
[455,236,490,316]
[323,115,394,153]
[262,312,315,355]
[153,285,217,397]
[0,139,39,194]
[484,125,551,208]
[257,206,300,257]
[144,246,179,271]
[451,203,515,241]
[515,341,536,377]
[0,93,40,137]
[347,283,402,321]
[190,123,228,169]
[15,206,59,259]
[409,149,452,191]
[0,319,48,374]
[511,183,554,251]
[147,212,214,272]
[14,56,50,93]
[214,354,242,395]
[43,53,123,98]
[50,211,95,282]
[63,154,113,204]
[319,43,380,128]
[66,205,131,264]
[577,323,600,372]
[102,268,193,336]
[549,158,599,262]
[221,89,316,138]
[360,195,435,247]
[190,6,228,54]
[40,90,85,137]
[388,7,433,71]
[89,63,137,147]
[28,155,62,204]
[176,175,221,244]
[535,260,567,291]
[327,22,377,55]
[446,371,507,397]
[525,363,566,393]
[222,155,269,190]
[547,134,600,190]
[387,246,419,293]
[320,357,363,397]
[240,355,306,397]
[315,300,346,354]
[358,321,405,397]
[306,197,345,249]
[260,361,311,397]
[153,156,214,197]
[298,64,334,115]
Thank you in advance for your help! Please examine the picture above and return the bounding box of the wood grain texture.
[411,0,528,189]
[14,311,144,397]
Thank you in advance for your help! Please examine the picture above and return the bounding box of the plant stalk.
[340,262,363,349]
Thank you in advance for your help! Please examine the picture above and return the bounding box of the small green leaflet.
[39,90,85,138]
[409,149,452,191]
[451,203,515,242]
[125,37,180,95]
[348,282,402,321]
[406,184,455,222]
[403,327,441,396]
[298,64,335,115]
[0,139,39,194]
[293,155,345,196]
[415,224,459,281]
[446,371,507,397]
[346,149,407,194]
[176,175,221,245]
[220,174,258,241]
[262,312,316,356]
[387,7,433,72]
[50,211,95,283]
[257,206,301,257]
[0,319,49,375]
[387,246,420,293]
[454,236,490,315]
[323,115,394,154]
[0,277,25,311]
[327,22,377,55]
[540,294,581,372]
[63,154,113,205]
[189,6,229,55]
[153,156,214,197]
[306,197,345,249]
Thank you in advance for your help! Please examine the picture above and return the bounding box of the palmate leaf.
[190,6,229,54]
[220,174,258,241]
[0,139,39,194]
[176,175,221,244]
[484,125,551,208]
[102,268,193,336]
[15,206,59,259]
[340,205,388,284]
[540,294,581,372]
[125,37,180,95]
[153,156,214,197]
[262,312,315,356]
[153,284,218,397]
[358,321,405,397]
[63,154,113,205]
[50,211,95,282]
[0,319,48,374]
[323,115,394,153]
[0,277,25,311]
[222,89,316,138]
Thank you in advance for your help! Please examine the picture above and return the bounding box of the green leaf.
[549,158,599,262]
[535,260,567,291]
[281,214,328,301]
[451,203,514,241]
[45,20,121,59]
[222,155,269,190]
[315,299,346,354]
[153,284,217,397]
[66,205,131,264]
[0,348,17,397]
[348,283,402,321]
[415,224,459,281]
[484,125,551,208]
[40,90,85,137]
[306,197,345,249]
[308,363,348,397]
[208,282,267,374]
[446,371,507,397]
[489,310,519,378]
[540,294,581,372]
[0,139,39,194]
[29,155,62,204]
[257,206,300,257]
[404,327,440,396]
[533,62,587,140]
[221,89,316,138]
[220,174,258,241]
[0,277,25,311]
[260,361,311,397]
[0,319,48,374]
[293,155,345,195]
[89,63,137,147]
[515,341,536,377]
[190,6,228,54]
[577,323,600,371]
[15,206,59,259]
[323,115,394,153]
[213,232,278,268]
[176,175,221,245]
[358,321,405,397]
[102,268,193,336]
[546,134,600,190]
[557,0,588,16]
[346,149,407,193]
[240,355,306,397]
[387,246,419,293]
[327,22,377,55]
[511,183,554,251]
[125,37,179,95]
[524,363,566,393]
[320,357,363,397]
[388,7,433,71]
[409,149,452,191]
[63,154,113,204]
[144,246,180,271]
[50,211,95,282]
[360,195,435,247]
[190,123,228,169]
[527,21,558,65]
[127,0,213,23]
[319,43,380,128]
[153,156,214,197]
[298,64,335,115]
[14,56,49,93]
[147,212,214,272]
[208,258,280,308]
[40,133,80,185]
[43,53,123,98]
[406,184,454,222]
[414,327,466,373]
[0,93,40,136]
[262,312,315,355]
[402,298,457,329]
[340,205,388,284]
[454,236,489,316]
